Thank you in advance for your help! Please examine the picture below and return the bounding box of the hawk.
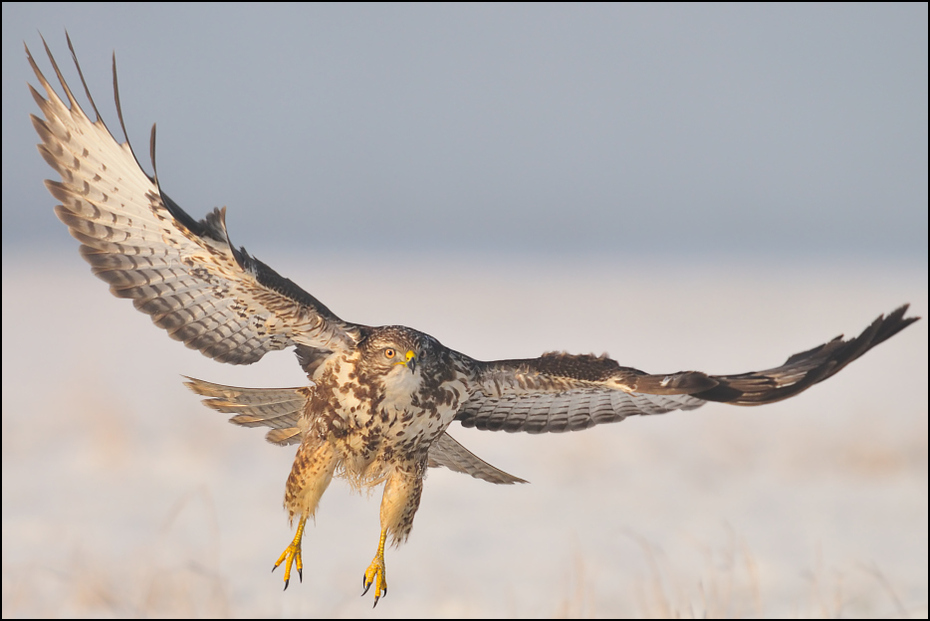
[27,35,919,607]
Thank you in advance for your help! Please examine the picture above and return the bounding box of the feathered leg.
[362,458,426,607]
[274,435,337,589]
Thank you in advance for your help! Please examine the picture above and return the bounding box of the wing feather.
[27,35,362,366]
[456,306,918,433]
[427,433,527,484]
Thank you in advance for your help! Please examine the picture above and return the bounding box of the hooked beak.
[391,350,417,372]
[403,350,417,372]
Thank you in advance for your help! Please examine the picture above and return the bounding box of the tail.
[184,377,310,445]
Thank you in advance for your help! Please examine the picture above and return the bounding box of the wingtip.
[149,122,159,181]
[893,303,919,323]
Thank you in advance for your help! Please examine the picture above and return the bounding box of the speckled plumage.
[28,35,919,606]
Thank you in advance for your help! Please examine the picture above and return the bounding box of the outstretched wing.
[27,35,362,365]
[456,305,918,433]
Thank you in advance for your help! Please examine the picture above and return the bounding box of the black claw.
[283,578,290,591]
[372,595,380,608]
[298,568,303,583]
[361,579,372,596]
[271,564,278,573]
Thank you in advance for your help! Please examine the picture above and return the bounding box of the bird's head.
[360,326,425,377]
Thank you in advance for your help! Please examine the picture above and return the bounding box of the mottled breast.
[305,326,471,478]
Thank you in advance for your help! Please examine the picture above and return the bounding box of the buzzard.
[27,35,919,607]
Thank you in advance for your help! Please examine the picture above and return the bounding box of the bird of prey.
[27,35,919,607]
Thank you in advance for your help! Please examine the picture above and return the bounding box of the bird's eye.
[384,348,396,359]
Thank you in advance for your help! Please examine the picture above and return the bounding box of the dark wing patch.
[28,35,362,365]
[457,306,918,433]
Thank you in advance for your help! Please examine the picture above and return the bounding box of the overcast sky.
[3,3,927,263]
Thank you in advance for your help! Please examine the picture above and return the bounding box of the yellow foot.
[272,517,306,590]
[361,529,388,607]
[361,557,387,607]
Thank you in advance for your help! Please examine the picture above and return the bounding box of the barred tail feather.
[184,376,310,446]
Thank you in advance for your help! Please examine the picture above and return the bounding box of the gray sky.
[3,3,927,262]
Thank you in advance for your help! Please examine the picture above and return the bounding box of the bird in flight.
[27,34,919,607]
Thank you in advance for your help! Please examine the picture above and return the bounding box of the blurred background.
[3,3,927,617]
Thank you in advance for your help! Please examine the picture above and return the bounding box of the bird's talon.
[361,557,387,605]
[273,518,306,590]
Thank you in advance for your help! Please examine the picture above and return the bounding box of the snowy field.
[2,254,927,617]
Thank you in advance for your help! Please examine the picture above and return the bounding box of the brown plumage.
[28,34,919,607]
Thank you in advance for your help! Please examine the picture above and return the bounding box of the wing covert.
[28,35,362,365]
